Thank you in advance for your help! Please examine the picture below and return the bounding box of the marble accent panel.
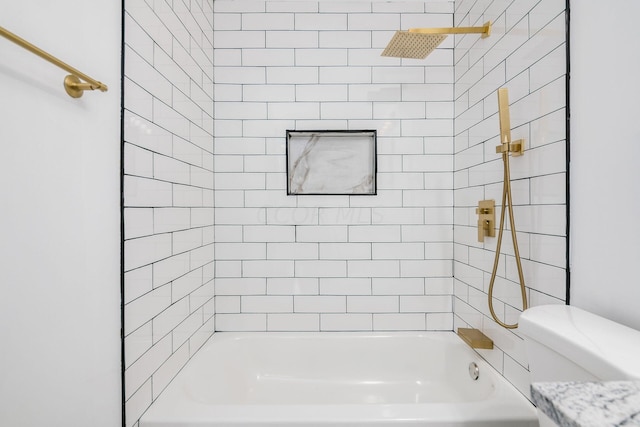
[286,130,376,195]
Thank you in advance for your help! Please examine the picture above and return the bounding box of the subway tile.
[215,243,266,260]
[242,295,293,313]
[402,83,452,101]
[152,298,189,343]
[215,278,266,296]
[267,208,319,225]
[295,260,347,278]
[403,189,454,207]
[267,313,319,331]
[373,242,424,260]
[373,67,424,84]
[242,49,295,67]
[267,243,318,260]
[296,49,348,66]
[373,313,425,331]
[319,278,372,296]
[294,296,346,313]
[319,207,371,225]
[124,284,171,336]
[124,79,153,121]
[214,67,266,84]
[242,13,294,30]
[426,312,454,330]
[350,190,403,208]
[401,260,453,278]
[269,102,320,119]
[295,14,348,30]
[125,336,172,400]
[319,67,371,84]
[375,167,423,187]
[372,278,424,296]
[320,3,371,13]
[400,295,452,313]
[214,102,267,120]
[373,102,425,119]
[296,85,348,102]
[153,208,191,234]
[296,225,348,242]
[320,313,372,331]
[172,268,204,303]
[213,31,265,49]
[124,176,173,208]
[243,260,295,277]
[267,2,317,13]
[372,208,424,225]
[125,47,172,105]
[266,31,319,48]
[319,31,371,48]
[244,190,296,208]
[267,278,319,295]
[244,225,296,242]
[266,67,319,84]
[243,85,296,102]
[124,321,152,369]
[347,295,398,313]
[213,12,241,30]
[319,243,371,260]
[152,341,189,398]
[124,265,153,305]
[125,234,172,271]
[125,208,154,240]
[243,119,295,137]
[215,314,267,331]
[348,14,400,30]
[348,260,400,278]
[348,84,401,101]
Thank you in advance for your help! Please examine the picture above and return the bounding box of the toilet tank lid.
[520,305,640,380]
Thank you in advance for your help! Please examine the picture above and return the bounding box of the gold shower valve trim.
[408,21,492,38]
[476,200,496,243]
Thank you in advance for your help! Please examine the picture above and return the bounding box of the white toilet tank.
[520,305,640,427]
[520,305,640,383]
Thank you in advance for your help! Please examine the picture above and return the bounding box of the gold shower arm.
[409,21,492,38]
[0,25,108,98]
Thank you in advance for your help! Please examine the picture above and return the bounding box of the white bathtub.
[140,332,538,427]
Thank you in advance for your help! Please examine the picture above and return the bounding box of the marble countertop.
[531,381,640,427]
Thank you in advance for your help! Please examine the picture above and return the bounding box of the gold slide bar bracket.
[0,25,108,98]
[409,21,492,39]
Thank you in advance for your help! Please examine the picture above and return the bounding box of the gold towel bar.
[0,25,108,98]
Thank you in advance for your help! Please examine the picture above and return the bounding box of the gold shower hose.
[487,137,528,329]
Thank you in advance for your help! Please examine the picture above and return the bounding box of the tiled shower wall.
[213,0,456,332]
[452,0,567,398]
[122,0,215,425]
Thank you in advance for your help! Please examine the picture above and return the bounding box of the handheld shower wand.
[487,88,528,329]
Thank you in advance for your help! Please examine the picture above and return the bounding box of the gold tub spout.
[457,328,494,349]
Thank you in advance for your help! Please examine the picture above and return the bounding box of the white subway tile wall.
[452,0,567,401]
[122,0,567,421]
[213,0,455,333]
[123,1,214,426]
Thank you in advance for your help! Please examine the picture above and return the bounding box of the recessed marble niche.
[286,130,377,195]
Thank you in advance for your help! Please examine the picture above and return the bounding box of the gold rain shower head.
[381,21,492,59]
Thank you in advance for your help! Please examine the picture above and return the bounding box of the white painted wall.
[570,1,640,331]
[0,2,122,426]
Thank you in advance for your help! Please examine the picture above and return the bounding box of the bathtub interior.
[185,332,495,405]
[141,331,539,427]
